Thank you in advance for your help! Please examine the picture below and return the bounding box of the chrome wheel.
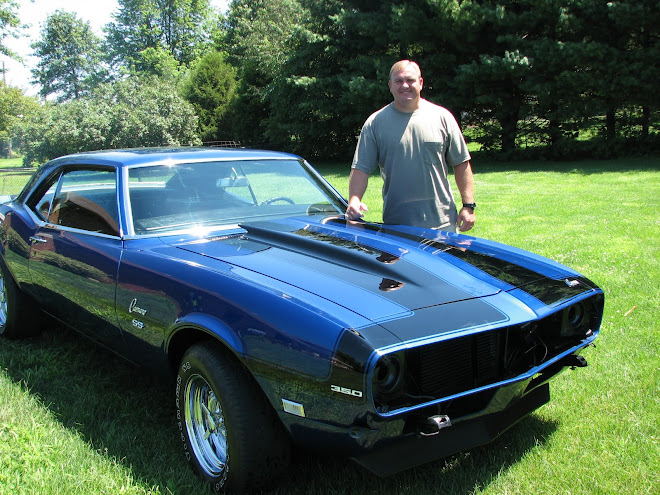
[176,344,291,491]
[184,373,228,478]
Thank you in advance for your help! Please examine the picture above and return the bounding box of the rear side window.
[29,169,120,236]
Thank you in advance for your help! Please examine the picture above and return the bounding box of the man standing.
[346,60,476,232]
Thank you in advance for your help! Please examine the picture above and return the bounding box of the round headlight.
[562,302,591,336]
[567,304,585,327]
[373,354,401,396]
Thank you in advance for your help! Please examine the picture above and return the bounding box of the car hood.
[166,217,592,324]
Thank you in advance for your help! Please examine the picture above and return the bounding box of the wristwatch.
[462,202,476,211]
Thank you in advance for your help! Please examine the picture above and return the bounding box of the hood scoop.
[239,221,415,286]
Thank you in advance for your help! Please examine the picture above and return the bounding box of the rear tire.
[0,259,41,339]
[176,343,290,492]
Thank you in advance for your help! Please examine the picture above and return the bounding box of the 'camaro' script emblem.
[129,298,148,316]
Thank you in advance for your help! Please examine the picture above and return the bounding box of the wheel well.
[167,327,240,374]
[168,325,294,449]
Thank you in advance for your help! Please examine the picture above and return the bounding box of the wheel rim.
[184,373,228,477]
[0,273,7,328]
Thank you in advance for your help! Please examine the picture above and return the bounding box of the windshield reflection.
[127,159,344,235]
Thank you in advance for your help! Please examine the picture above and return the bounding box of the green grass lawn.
[0,157,24,168]
[0,158,36,196]
[0,156,658,494]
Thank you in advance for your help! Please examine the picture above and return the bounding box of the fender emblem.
[331,385,363,398]
[129,298,147,315]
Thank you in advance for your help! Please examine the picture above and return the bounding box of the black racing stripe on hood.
[239,220,479,309]
[323,219,592,306]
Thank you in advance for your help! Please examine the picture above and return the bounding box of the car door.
[26,167,124,347]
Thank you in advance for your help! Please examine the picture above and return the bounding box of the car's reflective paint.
[0,147,604,482]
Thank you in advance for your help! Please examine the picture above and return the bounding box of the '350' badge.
[330,385,363,398]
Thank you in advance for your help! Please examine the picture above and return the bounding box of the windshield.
[128,159,345,235]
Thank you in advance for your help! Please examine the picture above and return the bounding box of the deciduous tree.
[31,10,106,101]
[105,0,218,75]
[0,0,22,60]
[0,83,40,157]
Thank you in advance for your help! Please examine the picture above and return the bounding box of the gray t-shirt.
[352,99,471,228]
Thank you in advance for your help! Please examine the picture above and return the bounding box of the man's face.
[388,66,423,111]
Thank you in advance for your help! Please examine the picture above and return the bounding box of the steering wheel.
[260,196,295,206]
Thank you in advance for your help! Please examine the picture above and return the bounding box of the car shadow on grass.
[0,325,209,493]
[274,412,558,495]
[0,324,559,494]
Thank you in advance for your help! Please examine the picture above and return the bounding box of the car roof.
[45,147,302,169]
[16,147,306,203]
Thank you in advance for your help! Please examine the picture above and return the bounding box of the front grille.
[373,294,603,414]
[408,331,500,398]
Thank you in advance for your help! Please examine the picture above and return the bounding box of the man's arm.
[453,160,475,232]
[346,168,370,220]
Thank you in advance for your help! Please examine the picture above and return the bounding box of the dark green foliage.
[182,51,238,142]
[223,0,658,159]
[9,0,660,160]
[261,0,394,158]
[223,0,308,148]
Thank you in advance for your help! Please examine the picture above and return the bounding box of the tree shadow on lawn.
[471,155,660,175]
[0,325,558,494]
[319,155,660,174]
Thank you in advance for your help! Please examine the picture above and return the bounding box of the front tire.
[176,343,290,492]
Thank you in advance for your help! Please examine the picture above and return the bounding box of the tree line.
[1,0,658,165]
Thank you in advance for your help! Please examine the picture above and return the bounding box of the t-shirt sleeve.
[351,118,380,175]
[445,113,471,167]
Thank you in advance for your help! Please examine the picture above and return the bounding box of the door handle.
[29,236,48,244]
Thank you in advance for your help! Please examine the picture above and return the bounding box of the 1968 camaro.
[0,147,603,492]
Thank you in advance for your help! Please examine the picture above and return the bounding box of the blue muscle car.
[0,148,603,492]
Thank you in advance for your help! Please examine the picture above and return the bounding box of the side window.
[33,180,58,221]
[31,169,120,236]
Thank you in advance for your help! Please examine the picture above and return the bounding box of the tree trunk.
[499,89,521,154]
[548,98,561,156]
[641,106,649,139]
[606,107,616,142]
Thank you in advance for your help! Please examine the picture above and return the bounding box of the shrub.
[19,77,201,166]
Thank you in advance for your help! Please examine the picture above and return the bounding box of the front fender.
[166,312,247,361]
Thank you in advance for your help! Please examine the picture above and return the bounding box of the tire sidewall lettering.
[176,349,228,491]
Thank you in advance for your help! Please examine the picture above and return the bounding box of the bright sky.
[1,0,230,95]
